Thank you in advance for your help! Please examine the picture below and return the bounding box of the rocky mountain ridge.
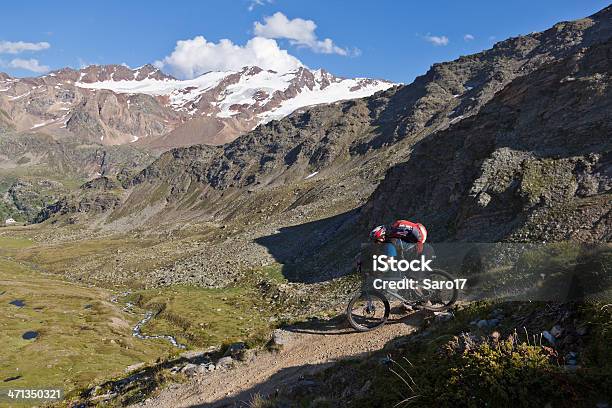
[0,64,394,148]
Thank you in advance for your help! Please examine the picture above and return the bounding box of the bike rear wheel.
[347,290,390,332]
[417,269,458,312]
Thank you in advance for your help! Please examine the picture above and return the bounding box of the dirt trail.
[134,312,425,408]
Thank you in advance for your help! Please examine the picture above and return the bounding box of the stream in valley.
[111,292,186,349]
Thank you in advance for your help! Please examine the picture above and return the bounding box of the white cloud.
[0,40,50,54]
[423,34,449,46]
[254,12,350,55]
[8,58,50,73]
[254,12,316,43]
[155,35,303,79]
[248,0,272,11]
[463,34,475,41]
[155,13,355,79]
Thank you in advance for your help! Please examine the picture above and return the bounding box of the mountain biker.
[369,221,430,311]
[370,220,428,256]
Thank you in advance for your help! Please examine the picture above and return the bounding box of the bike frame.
[357,262,420,304]
[381,289,412,303]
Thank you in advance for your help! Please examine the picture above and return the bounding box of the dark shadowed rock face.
[361,38,612,243]
[80,177,119,191]
[36,189,122,222]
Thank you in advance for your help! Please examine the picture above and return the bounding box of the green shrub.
[428,341,557,406]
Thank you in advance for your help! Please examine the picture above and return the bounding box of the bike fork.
[365,295,375,314]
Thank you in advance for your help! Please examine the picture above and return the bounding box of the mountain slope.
[0,65,394,148]
[0,132,155,222]
[81,5,612,224]
[37,6,612,286]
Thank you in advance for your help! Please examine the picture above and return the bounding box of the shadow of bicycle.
[282,309,429,336]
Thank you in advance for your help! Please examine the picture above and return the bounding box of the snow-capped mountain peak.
[0,64,396,148]
[75,65,394,123]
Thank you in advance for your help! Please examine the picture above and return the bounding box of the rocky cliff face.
[357,4,611,152]
[361,38,612,243]
[0,132,154,179]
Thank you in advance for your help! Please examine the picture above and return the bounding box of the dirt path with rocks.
[134,311,426,408]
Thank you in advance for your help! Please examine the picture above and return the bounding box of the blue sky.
[0,0,609,83]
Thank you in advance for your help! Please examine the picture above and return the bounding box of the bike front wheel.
[347,290,390,332]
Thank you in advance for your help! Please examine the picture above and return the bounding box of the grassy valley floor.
[0,255,174,405]
[0,233,292,406]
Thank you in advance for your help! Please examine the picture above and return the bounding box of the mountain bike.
[346,260,458,332]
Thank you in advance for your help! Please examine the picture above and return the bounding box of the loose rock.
[216,356,234,369]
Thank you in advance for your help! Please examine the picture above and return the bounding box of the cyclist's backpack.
[388,220,427,242]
